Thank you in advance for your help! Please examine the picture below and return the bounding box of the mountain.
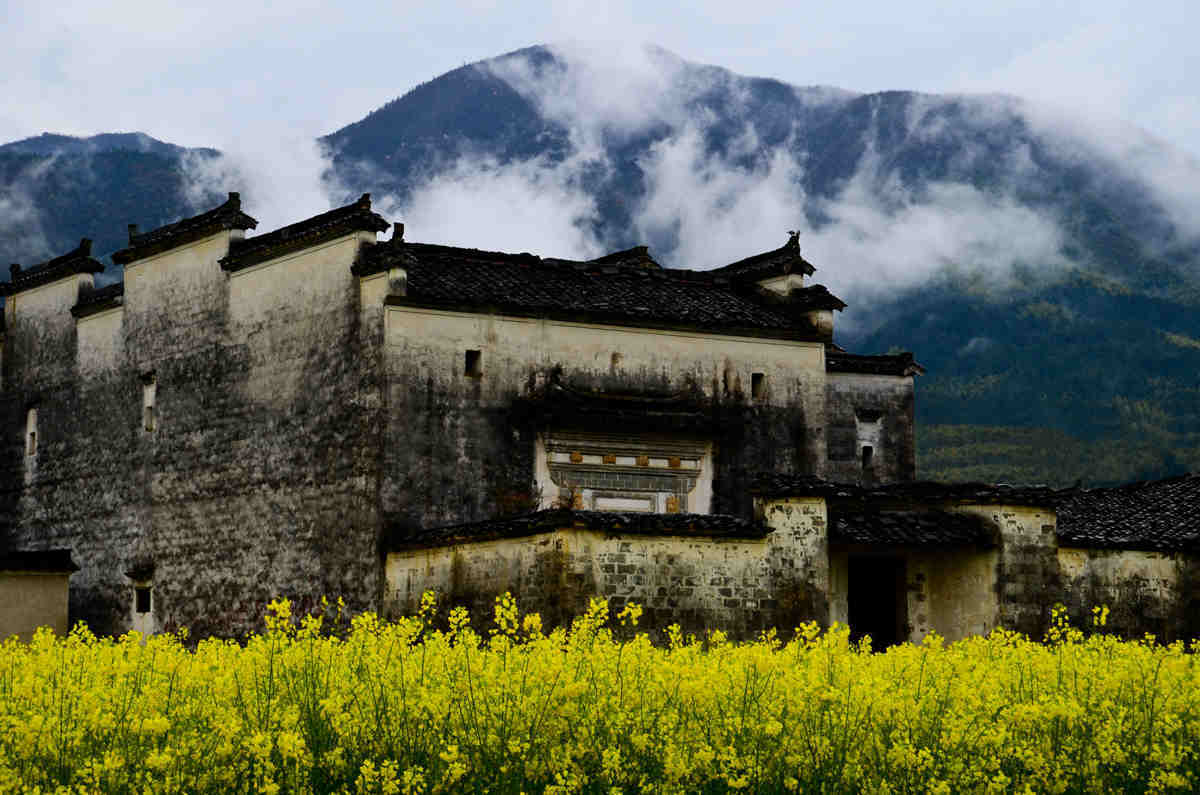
[0,133,219,270]
[4,45,1199,486]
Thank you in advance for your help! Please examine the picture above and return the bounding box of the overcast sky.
[4,0,1198,158]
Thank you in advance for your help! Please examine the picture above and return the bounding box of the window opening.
[751,372,765,399]
[861,445,874,470]
[25,408,37,456]
[464,349,482,378]
[142,375,157,432]
[135,586,151,614]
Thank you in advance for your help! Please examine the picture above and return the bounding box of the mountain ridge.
[3,43,1198,486]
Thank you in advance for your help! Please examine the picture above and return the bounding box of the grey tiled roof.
[827,351,925,376]
[113,192,258,265]
[830,509,995,547]
[1057,473,1200,552]
[357,240,842,338]
[708,233,816,281]
[387,509,769,550]
[220,194,389,272]
[0,548,78,572]
[4,239,103,296]
[71,282,124,318]
[750,474,1069,507]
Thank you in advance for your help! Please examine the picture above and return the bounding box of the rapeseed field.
[1,595,1197,793]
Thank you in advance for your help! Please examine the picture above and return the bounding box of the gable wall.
[380,306,829,533]
[4,231,385,636]
[825,371,916,485]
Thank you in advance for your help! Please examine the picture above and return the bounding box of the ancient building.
[2,192,1195,642]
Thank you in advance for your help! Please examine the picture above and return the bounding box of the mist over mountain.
[4,43,1200,485]
[0,133,220,267]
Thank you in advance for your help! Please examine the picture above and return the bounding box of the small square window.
[25,407,37,457]
[751,372,766,399]
[135,586,151,614]
[141,375,157,432]
[465,349,482,378]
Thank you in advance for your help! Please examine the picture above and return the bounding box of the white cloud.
[0,162,55,264]
[181,135,341,236]
[633,127,806,269]
[385,153,604,259]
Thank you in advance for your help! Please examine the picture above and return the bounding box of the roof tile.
[358,240,842,337]
[112,192,258,265]
[4,239,103,296]
[219,193,389,272]
[1057,473,1200,552]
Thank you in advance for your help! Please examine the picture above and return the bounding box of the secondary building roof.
[112,192,258,265]
[830,508,995,547]
[0,549,79,573]
[220,193,389,271]
[3,239,104,296]
[355,237,845,339]
[387,508,769,550]
[1057,473,1200,552]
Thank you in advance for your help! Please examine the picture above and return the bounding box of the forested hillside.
[4,45,1199,486]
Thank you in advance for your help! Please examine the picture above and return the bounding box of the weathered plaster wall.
[756,496,831,626]
[825,372,915,485]
[1058,547,1198,641]
[381,306,829,532]
[4,229,386,637]
[5,275,91,389]
[0,572,71,641]
[0,268,138,634]
[387,500,828,639]
[955,504,1058,638]
[828,545,999,643]
[76,307,125,377]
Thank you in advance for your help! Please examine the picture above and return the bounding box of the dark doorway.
[848,556,907,649]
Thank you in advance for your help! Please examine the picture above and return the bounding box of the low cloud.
[0,155,59,265]
[380,152,605,258]
[632,126,806,268]
[180,135,342,237]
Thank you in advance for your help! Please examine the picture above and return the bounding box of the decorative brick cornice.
[4,239,103,296]
[112,192,258,265]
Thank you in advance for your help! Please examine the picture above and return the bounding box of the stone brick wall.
[1058,547,1200,641]
[825,372,916,485]
[386,500,829,640]
[828,544,999,643]
[954,504,1059,639]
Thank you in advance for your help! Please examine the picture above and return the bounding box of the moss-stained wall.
[1058,547,1199,641]
[951,504,1058,638]
[825,372,915,485]
[386,499,829,639]
[4,229,384,637]
[828,545,999,643]
[381,306,830,532]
